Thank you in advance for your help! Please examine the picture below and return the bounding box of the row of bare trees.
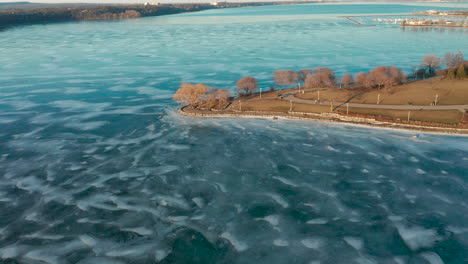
[416,51,465,76]
[353,66,407,89]
[173,83,230,109]
[235,65,405,94]
[174,51,466,108]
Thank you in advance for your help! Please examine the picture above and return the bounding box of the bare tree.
[447,68,456,79]
[216,89,230,107]
[388,66,407,85]
[173,83,210,107]
[274,70,290,87]
[422,54,441,75]
[455,51,464,66]
[445,52,457,69]
[299,69,312,86]
[457,63,467,79]
[341,74,353,87]
[354,72,368,87]
[274,70,299,88]
[363,75,375,89]
[435,69,447,77]
[314,67,336,87]
[203,88,230,109]
[203,90,218,109]
[445,51,464,69]
[236,76,258,95]
[304,73,321,89]
[369,66,389,88]
[290,71,300,87]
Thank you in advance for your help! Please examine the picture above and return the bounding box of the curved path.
[282,94,468,112]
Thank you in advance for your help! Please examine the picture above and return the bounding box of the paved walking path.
[282,94,468,111]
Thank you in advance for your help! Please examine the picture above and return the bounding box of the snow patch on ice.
[266,193,289,208]
[257,215,279,226]
[65,121,108,131]
[272,176,298,187]
[301,237,324,250]
[416,168,426,174]
[306,218,328,224]
[122,227,153,236]
[273,239,289,247]
[395,223,441,251]
[326,145,339,152]
[344,236,363,250]
[420,252,444,264]
[221,232,248,252]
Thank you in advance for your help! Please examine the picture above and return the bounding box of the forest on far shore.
[0,1,300,30]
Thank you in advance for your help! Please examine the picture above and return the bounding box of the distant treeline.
[0,1,310,30]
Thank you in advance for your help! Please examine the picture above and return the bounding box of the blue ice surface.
[0,2,467,264]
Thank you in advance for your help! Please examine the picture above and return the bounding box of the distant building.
[144,2,160,6]
[211,1,226,6]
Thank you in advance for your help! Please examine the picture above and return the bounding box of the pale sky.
[0,0,301,3]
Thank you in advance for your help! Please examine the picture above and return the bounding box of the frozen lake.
[0,2,467,264]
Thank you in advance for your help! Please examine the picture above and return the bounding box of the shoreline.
[401,25,468,28]
[0,1,308,30]
[179,107,468,136]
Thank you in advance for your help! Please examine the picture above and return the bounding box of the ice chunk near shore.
[106,244,154,258]
[220,232,248,252]
[306,218,328,225]
[354,256,378,264]
[420,252,444,264]
[273,239,289,247]
[301,237,324,250]
[122,227,153,236]
[256,215,279,226]
[344,236,363,250]
[0,245,27,259]
[155,249,170,262]
[192,197,205,208]
[24,250,60,264]
[76,257,126,264]
[272,176,298,187]
[266,193,289,208]
[395,223,441,251]
[326,145,339,152]
[79,235,98,247]
[416,168,426,175]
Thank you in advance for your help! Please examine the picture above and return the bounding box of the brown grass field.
[295,78,468,105]
[238,99,463,124]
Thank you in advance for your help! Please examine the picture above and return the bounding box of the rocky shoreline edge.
[179,106,468,136]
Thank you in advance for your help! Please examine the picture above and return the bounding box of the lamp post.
[289,100,293,112]
[260,88,262,98]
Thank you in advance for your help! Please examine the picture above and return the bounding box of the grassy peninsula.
[175,52,468,134]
